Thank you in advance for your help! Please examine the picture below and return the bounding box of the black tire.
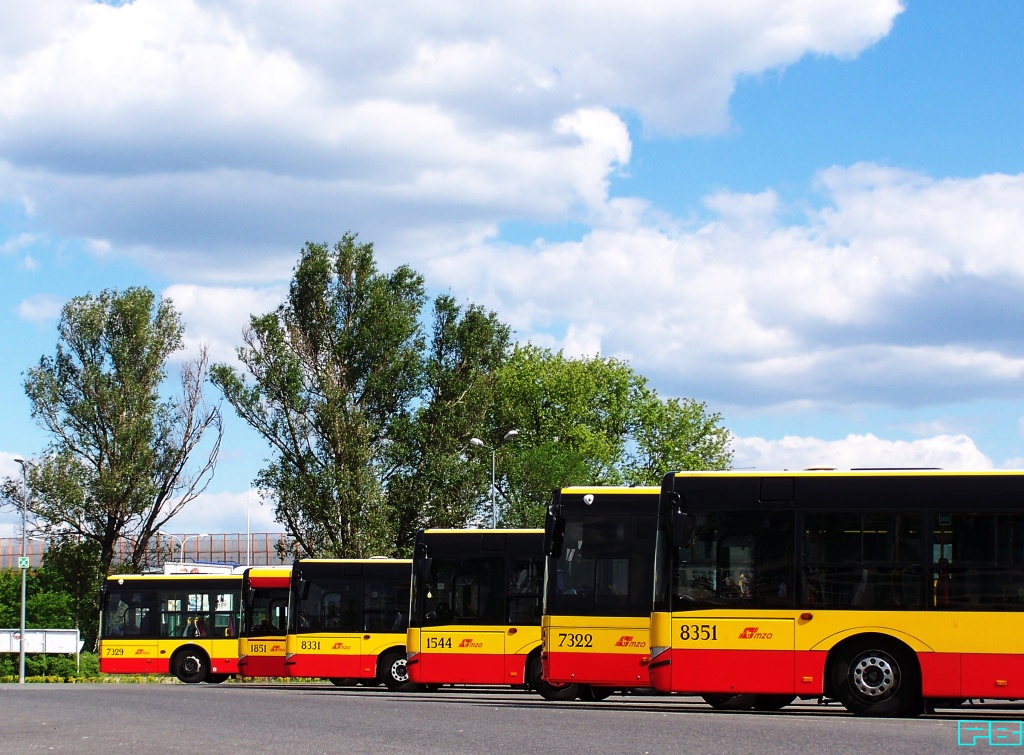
[329,677,358,686]
[173,647,209,684]
[751,694,795,711]
[528,653,578,701]
[924,697,966,713]
[702,693,756,710]
[577,685,615,702]
[206,674,230,684]
[380,649,417,692]
[830,637,921,717]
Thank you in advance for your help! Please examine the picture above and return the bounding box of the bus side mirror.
[671,509,695,549]
[417,557,433,586]
[244,586,256,611]
[544,509,566,557]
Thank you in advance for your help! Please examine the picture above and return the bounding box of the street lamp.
[159,532,209,563]
[469,430,519,528]
[13,456,28,685]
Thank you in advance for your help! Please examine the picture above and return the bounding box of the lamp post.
[158,532,209,563]
[469,430,518,528]
[181,533,208,563]
[13,456,28,685]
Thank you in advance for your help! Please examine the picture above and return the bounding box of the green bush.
[0,651,101,682]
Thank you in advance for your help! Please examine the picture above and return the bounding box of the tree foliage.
[212,235,510,558]
[488,345,732,526]
[1,287,222,575]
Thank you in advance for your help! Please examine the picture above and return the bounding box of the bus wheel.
[528,654,578,701]
[831,638,921,717]
[577,685,614,702]
[329,678,358,686]
[702,694,755,710]
[172,648,209,684]
[380,649,417,692]
[206,674,230,684]
[751,695,795,711]
[925,697,965,713]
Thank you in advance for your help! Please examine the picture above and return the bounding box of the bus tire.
[172,647,210,684]
[751,694,795,711]
[380,649,417,692]
[206,674,230,684]
[528,653,578,701]
[925,697,965,713]
[830,637,921,717]
[702,694,755,710]
[577,685,614,702]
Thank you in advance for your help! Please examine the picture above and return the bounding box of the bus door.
[101,588,160,673]
[313,580,364,677]
[671,527,796,694]
[419,557,507,683]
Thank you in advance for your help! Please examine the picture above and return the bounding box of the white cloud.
[168,489,280,535]
[17,293,63,324]
[730,432,993,472]
[0,0,901,279]
[439,166,1024,411]
[163,283,286,365]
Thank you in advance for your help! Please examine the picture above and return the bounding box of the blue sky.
[3,0,1024,537]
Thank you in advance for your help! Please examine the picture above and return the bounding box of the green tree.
[211,235,510,557]
[1,287,223,575]
[489,345,732,526]
[0,569,73,629]
[36,537,104,647]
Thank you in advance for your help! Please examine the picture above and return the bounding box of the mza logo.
[135,649,146,655]
[615,636,646,648]
[738,627,773,640]
[331,642,351,650]
[458,638,483,648]
[270,645,282,652]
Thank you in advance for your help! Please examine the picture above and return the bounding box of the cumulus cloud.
[0,0,901,279]
[163,283,286,365]
[730,432,993,472]
[17,293,64,324]
[168,489,280,536]
[439,166,1024,411]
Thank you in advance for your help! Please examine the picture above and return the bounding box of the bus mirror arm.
[671,509,694,549]
[544,508,566,557]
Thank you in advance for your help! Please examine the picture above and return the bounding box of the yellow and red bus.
[99,572,243,683]
[238,565,291,678]
[542,486,660,701]
[284,558,413,689]
[406,528,565,696]
[650,469,1024,716]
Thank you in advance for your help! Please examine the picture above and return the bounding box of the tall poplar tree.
[211,235,510,557]
[3,287,223,575]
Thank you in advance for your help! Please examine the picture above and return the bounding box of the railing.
[0,533,295,571]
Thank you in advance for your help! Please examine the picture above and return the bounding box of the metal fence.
[0,533,295,571]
